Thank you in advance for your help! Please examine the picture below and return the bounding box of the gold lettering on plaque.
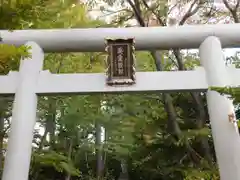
[105,38,136,86]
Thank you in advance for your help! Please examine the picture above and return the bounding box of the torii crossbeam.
[0,23,240,52]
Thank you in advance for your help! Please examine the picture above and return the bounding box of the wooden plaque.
[105,38,136,86]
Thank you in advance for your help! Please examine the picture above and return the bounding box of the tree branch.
[236,0,240,9]
[222,0,240,23]
[141,0,166,26]
[98,8,131,18]
[179,0,201,25]
[222,0,234,12]
[126,0,145,26]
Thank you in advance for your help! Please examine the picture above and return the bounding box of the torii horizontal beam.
[0,23,240,52]
[1,67,239,95]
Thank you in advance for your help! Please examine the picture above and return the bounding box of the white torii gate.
[1,23,240,180]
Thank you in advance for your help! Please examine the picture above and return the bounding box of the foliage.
[31,151,81,177]
[0,44,30,74]
[210,86,240,103]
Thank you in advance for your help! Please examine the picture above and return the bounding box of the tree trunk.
[118,159,129,180]
[48,98,57,149]
[65,139,73,180]
[95,121,103,179]
[173,49,212,162]
[0,116,4,171]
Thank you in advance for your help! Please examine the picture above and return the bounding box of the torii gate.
[1,23,240,180]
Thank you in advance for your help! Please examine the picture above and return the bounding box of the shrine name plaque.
[105,38,136,86]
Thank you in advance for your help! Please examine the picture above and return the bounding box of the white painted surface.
[2,42,44,180]
[199,36,240,180]
[227,67,240,86]
[36,69,208,94]
[1,23,240,52]
[2,67,240,95]
[0,71,18,94]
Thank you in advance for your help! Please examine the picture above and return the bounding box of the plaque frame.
[105,38,136,86]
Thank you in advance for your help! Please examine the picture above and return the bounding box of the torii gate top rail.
[0,23,240,52]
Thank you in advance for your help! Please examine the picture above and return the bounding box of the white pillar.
[2,42,44,180]
[199,36,240,180]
